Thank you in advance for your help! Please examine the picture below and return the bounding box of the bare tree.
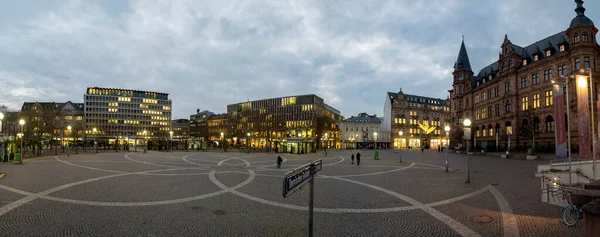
[520,109,540,153]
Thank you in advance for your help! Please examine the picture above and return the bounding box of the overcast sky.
[0,0,598,119]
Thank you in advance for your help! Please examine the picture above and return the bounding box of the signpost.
[283,159,322,237]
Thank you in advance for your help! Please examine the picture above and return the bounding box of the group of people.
[350,152,361,165]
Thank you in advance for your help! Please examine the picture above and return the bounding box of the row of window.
[475,90,553,121]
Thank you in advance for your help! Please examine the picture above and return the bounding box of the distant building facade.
[207,113,228,146]
[171,119,190,140]
[189,109,215,141]
[226,94,343,153]
[449,1,599,152]
[339,113,382,149]
[20,101,85,149]
[84,87,172,146]
[384,89,450,149]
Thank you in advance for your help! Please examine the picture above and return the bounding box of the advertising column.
[576,77,591,160]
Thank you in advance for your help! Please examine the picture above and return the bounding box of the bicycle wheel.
[563,205,580,227]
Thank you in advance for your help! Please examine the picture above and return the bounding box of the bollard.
[399,154,402,163]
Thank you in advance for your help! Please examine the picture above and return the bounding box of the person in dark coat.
[351,154,355,164]
[356,152,361,165]
[276,156,283,168]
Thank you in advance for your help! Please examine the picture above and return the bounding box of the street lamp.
[18,119,25,164]
[399,131,403,149]
[0,111,4,134]
[374,132,378,160]
[444,125,451,172]
[220,132,224,152]
[169,131,173,152]
[67,125,72,156]
[246,132,251,153]
[463,119,472,183]
[93,128,97,154]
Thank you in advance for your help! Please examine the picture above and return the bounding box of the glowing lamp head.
[220,132,224,136]
[444,125,450,132]
[463,119,471,127]
[67,125,72,130]
[373,132,377,136]
[19,119,25,125]
[298,133,302,137]
[577,75,587,89]
[247,133,250,136]
[0,112,4,120]
[399,131,403,136]
[93,128,97,132]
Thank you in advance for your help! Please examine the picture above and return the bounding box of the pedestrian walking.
[351,154,355,164]
[421,147,424,153]
[276,156,283,168]
[356,152,361,165]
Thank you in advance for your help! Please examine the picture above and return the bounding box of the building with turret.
[448,0,599,152]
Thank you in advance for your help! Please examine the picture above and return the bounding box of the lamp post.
[143,130,147,153]
[324,133,328,156]
[93,128,97,154]
[399,131,403,149]
[575,68,596,180]
[374,132,378,160]
[463,119,472,183]
[0,111,4,134]
[220,132,224,152]
[169,131,173,152]
[18,119,25,164]
[298,133,302,154]
[246,132,251,153]
[0,112,4,161]
[444,126,451,172]
[67,125,72,156]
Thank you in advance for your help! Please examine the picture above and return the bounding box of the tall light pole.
[143,130,148,153]
[374,132,378,160]
[220,132,224,152]
[0,111,4,134]
[93,128,97,154]
[444,125,450,172]
[67,125,72,156]
[0,112,4,161]
[576,68,596,180]
[169,131,173,152]
[246,132,251,153]
[298,132,302,154]
[463,119,472,183]
[399,131,403,149]
[18,119,25,164]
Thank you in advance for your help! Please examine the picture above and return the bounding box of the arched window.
[574,33,580,43]
[522,119,529,133]
[533,117,540,133]
[506,121,513,135]
[505,100,511,113]
[476,126,480,137]
[488,124,494,137]
[583,32,589,42]
[546,115,555,132]
[482,125,487,137]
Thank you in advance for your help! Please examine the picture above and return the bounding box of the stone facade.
[449,1,600,153]
[385,90,451,149]
[338,113,382,149]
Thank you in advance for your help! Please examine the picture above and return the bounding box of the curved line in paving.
[217,157,251,167]
[181,153,218,168]
[0,167,194,216]
[124,153,208,169]
[328,163,416,178]
[328,175,481,237]
[255,156,288,170]
[489,186,521,237]
[54,156,213,176]
[323,156,345,166]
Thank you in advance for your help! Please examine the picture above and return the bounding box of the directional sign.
[283,160,322,198]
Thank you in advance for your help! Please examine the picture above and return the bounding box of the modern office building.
[226,94,343,153]
[449,1,599,152]
[384,89,450,149]
[83,87,172,146]
[171,119,190,140]
[338,113,382,149]
[20,101,85,148]
[207,113,228,147]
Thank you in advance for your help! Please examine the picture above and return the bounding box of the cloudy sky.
[0,0,598,119]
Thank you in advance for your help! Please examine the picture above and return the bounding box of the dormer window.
[545,50,551,57]
[483,78,486,83]
[559,45,565,52]
[574,33,580,43]
[477,81,480,86]
[488,75,492,80]
[533,54,539,61]
[523,59,527,66]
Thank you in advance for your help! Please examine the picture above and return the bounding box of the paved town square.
[0,150,583,237]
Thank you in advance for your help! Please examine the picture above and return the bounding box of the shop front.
[280,137,315,154]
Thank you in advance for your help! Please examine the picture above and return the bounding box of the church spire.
[575,0,585,16]
[454,37,472,72]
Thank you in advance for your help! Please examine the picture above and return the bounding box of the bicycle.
[562,191,584,227]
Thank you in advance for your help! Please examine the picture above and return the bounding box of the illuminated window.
[533,93,540,109]
[545,90,553,106]
[559,45,565,52]
[523,59,527,66]
[533,54,539,61]
[64,116,73,120]
[521,96,529,111]
[546,50,551,57]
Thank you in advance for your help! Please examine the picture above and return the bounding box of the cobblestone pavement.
[0,149,583,236]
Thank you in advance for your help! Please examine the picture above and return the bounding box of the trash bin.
[15,153,22,164]
[143,147,148,153]
[374,150,379,160]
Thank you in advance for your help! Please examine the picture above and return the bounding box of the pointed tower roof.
[454,37,472,72]
[570,0,594,27]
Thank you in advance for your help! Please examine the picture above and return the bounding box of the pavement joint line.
[327,175,481,237]
[489,185,521,237]
[426,186,491,207]
[322,156,345,166]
